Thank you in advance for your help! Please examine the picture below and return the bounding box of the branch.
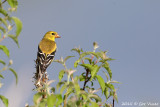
[82,69,90,90]
[113,98,114,107]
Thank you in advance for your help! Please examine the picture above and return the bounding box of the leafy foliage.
[0,0,22,107]
[0,95,8,107]
[9,68,18,84]
[29,42,120,107]
[0,45,10,57]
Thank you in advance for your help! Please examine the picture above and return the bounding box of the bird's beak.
[55,34,61,38]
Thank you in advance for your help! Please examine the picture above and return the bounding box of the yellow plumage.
[39,38,57,55]
[39,31,60,55]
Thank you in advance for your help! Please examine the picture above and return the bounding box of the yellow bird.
[35,31,60,84]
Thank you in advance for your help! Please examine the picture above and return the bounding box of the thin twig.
[113,98,114,107]
[2,0,7,4]
[0,24,14,43]
[0,36,5,43]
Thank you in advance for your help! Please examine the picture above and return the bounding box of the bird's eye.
[51,33,55,35]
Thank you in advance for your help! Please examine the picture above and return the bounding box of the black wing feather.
[36,46,56,73]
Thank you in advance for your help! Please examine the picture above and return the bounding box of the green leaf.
[59,69,65,82]
[90,102,99,107]
[80,64,93,70]
[56,94,63,107]
[51,87,55,93]
[103,71,109,81]
[100,58,115,63]
[0,95,8,107]
[76,100,82,106]
[107,58,115,61]
[12,17,22,37]
[9,68,18,84]
[74,59,80,68]
[67,99,76,107]
[71,48,81,54]
[0,74,4,78]
[64,56,74,62]
[109,91,114,97]
[109,80,121,84]
[79,75,85,81]
[0,18,7,27]
[114,92,118,103]
[66,82,74,95]
[105,104,112,107]
[47,94,56,107]
[102,63,112,80]
[106,83,115,90]
[60,83,67,94]
[74,82,80,94]
[73,75,79,82]
[0,45,10,57]
[0,9,8,16]
[33,92,43,105]
[83,103,90,107]
[82,94,87,100]
[80,64,100,81]
[39,101,46,107]
[96,75,105,93]
[98,51,108,60]
[104,87,109,99]
[56,81,65,90]
[90,94,102,102]
[91,81,94,86]
[0,26,6,33]
[90,65,100,81]
[80,90,88,99]
[84,57,92,64]
[0,59,6,65]
[80,51,99,59]
[8,34,19,47]
[7,0,18,8]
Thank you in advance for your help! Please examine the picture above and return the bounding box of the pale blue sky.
[1,0,160,107]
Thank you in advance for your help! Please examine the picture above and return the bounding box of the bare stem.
[82,69,90,90]
[42,73,48,98]
[113,98,114,107]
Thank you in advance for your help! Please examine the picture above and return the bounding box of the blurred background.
[0,0,160,107]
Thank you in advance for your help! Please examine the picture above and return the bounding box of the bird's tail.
[34,59,48,87]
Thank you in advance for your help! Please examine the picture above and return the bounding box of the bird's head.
[43,31,60,41]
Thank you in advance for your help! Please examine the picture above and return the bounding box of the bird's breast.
[39,39,57,55]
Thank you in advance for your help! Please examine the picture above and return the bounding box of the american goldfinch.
[35,31,60,85]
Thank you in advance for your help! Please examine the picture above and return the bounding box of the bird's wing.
[37,46,56,72]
